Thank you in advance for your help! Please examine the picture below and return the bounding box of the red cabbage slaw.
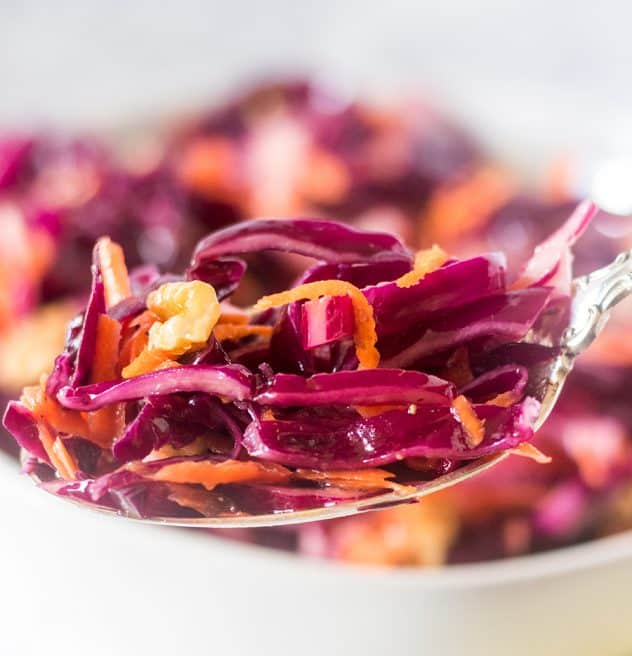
[2,207,594,519]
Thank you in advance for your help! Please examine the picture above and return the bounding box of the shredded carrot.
[82,404,125,448]
[487,391,519,408]
[298,148,350,204]
[119,310,158,368]
[422,166,514,245]
[176,137,241,202]
[295,468,415,495]
[396,245,449,288]
[509,443,552,464]
[82,313,125,447]
[122,347,179,379]
[452,395,486,448]
[213,323,273,342]
[37,420,77,480]
[21,378,91,442]
[217,312,249,325]
[148,459,291,491]
[95,237,131,308]
[91,314,122,383]
[144,438,209,462]
[254,280,379,369]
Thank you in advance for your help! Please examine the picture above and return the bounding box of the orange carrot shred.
[91,314,122,383]
[213,323,273,342]
[148,459,291,491]
[119,310,158,368]
[176,137,241,202]
[423,166,514,245]
[294,468,414,495]
[254,280,379,369]
[22,378,92,441]
[509,443,552,464]
[95,236,131,308]
[452,395,486,448]
[217,312,249,325]
[396,245,449,288]
[122,347,179,379]
[37,421,77,480]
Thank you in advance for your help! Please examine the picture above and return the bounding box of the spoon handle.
[564,249,632,355]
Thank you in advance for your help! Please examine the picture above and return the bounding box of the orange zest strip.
[122,347,179,379]
[509,443,552,464]
[294,468,415,495]
[148,460,291,491]
[254,280,379,369]
[95,237,131,308]
[37,420,77,481]
[213,323,273,342]
[396,245,449,288]
[452,395,485,448]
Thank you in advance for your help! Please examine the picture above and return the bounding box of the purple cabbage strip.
[58,365,253,411]
[2,402,50,463]
[46,246,106,397]
[243,397,540,469]
[364,253,507,338]
[0,136,32,190]
[382,287,552,368]
[512,200,598,291]
[191,218,412,268]
[113,394,245,461]
[297,259,411,287]
[459,365,528,403]
[186,257,247,301]
[300,295,355,349]
[227,484,377,515]
[255,369,454,407]
[268,303,315,375]
[42,470,190,519]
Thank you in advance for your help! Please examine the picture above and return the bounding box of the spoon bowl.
[23,249,632,527]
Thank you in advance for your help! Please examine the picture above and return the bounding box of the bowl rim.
[3,447,632,589]
[198,521,632,588]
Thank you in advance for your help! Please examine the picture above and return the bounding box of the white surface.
[3,4,632,655]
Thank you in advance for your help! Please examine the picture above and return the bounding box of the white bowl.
[2,80,632,656]
[1,447,632,656]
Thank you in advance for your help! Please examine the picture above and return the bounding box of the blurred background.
[2,2,632,655]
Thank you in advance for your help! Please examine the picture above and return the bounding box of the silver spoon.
[24,250,632,528]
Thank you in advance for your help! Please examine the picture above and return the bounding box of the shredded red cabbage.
[2,208,591,518]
